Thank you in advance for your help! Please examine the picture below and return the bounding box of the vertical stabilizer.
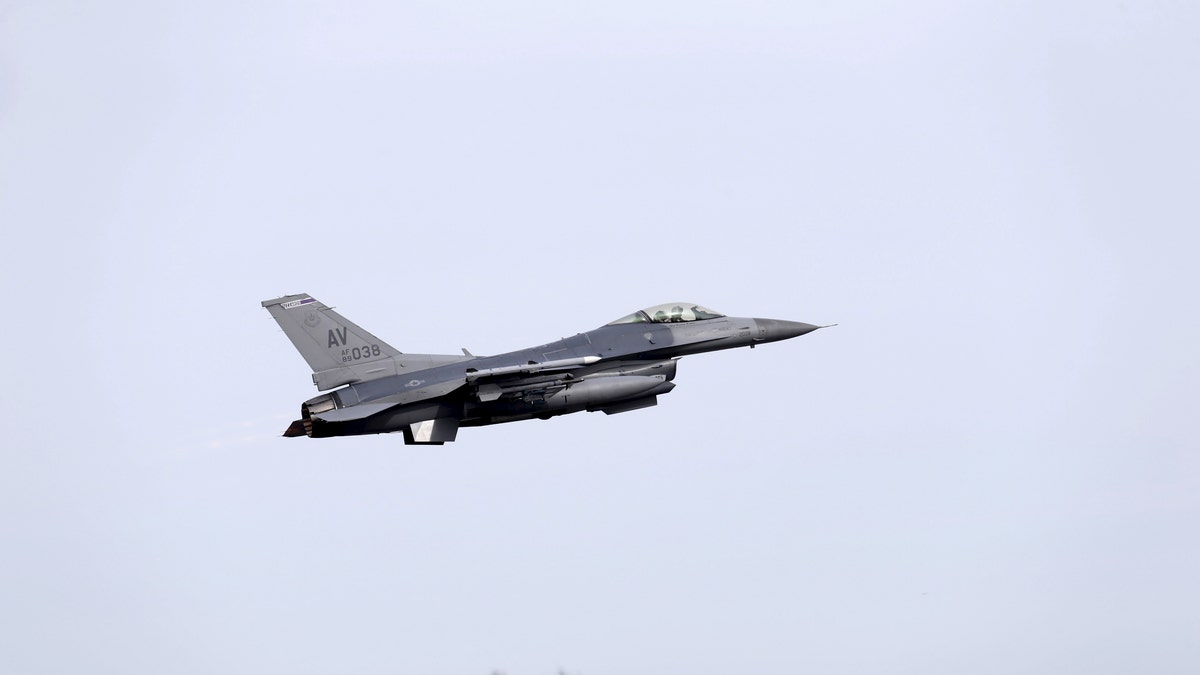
[261,294,400,373]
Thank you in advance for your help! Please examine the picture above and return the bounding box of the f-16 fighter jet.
[262,294,825,444]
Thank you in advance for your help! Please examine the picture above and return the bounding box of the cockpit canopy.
[606,303,725,326]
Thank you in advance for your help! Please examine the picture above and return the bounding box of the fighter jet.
[262,294,825,444]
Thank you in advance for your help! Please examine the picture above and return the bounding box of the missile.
[465,355,601,381]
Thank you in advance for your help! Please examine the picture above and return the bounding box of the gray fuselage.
[300,315,817,439]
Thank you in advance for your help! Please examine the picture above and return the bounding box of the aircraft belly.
[364,401,462,434]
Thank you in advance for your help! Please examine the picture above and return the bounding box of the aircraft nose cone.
[754,319,822,342]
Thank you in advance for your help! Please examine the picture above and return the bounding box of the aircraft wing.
[309,379,469,422]
[308,357,602,423]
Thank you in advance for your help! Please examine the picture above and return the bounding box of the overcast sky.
[3,2,1198,674]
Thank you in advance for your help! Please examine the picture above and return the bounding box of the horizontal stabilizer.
[310,401,398,423]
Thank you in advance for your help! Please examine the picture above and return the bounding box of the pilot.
[670,305,684,322]
[653,310,669,322]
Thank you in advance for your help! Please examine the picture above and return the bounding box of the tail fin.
[261,294,399,373]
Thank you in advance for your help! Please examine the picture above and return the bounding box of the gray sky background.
[2,1,1198,673]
